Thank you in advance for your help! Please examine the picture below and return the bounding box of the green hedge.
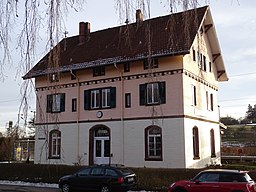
[1,163,256,191]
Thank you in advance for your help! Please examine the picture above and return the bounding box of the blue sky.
[0,0,256,133]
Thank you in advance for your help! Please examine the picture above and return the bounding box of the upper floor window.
[84,87,116,110]
[93,66,105,76]
[72,98,77,112]
[197,51,202,69]
[209,62,212,72]
[47,93,65,113]
[191,85,197,106]
[192,49,196,61]
[49,130,61,159]
[210,93,214,111]
[125,93,131,108]
[206,91,214,111]
[139,82,166,106]
[123,62,130,72]
[144,58,158,70]
[145,126,162,161]
[202,55,207,71]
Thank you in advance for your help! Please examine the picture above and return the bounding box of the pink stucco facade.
[31,6,228,168]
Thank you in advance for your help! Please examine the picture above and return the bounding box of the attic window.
[192,49,196,61]
[93,66,105,77]
[144,58,158,70]
[71,70,77,80]
[50,73,59,82]
[124,62,130,72]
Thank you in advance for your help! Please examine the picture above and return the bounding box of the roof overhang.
[199,7,228,82]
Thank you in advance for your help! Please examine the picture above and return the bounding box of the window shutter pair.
[46,93,65,112]
[84,87,116,110]
[140,82,166,105]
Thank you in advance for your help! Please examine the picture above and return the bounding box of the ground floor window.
[210,129,216,157]
[145,126,162,161]
[193,126,200,159]
[49,130,61,159]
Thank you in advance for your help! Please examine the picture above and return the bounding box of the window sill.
[145,157,163,161]
[48,156,61,159]
[193,157,200,160]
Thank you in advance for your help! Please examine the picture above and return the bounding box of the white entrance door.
[94,137,110,165]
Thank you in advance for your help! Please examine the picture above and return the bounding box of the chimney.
[136,9,143,23]
[79,22,90,44]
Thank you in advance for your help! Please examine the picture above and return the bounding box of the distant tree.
[220,116,239,125]
[245,104,256,123]
[26,117,35,137]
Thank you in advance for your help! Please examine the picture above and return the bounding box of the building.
[23,6,228,168]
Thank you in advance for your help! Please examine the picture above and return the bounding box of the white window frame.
[91,90,100,109]
[51,131,61,158]
[102,88,111,108]
[52,94,61,112]
[148,133,161,157]
[147,83,159,104]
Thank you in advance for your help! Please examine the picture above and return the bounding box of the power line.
[0,99,19,103]
[219,97,256,102]
[229,72,256,78]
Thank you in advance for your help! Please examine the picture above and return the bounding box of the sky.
[0,0,256,133]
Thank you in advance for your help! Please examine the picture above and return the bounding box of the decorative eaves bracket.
[212,53,221,62]
[217,70,225,79]
[204,24,213,33]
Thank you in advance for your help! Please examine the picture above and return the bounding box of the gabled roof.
[23,6,227,81]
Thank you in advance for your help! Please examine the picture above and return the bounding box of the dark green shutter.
[139,84,146,105]
[46,95,52,113]
[84,90,90,110]
[60,93,65,112]
[110,87,116,108]
[159,82,166,104]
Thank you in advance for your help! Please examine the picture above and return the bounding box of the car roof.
[201,169,248,174]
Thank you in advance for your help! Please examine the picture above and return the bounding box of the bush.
[1,163,256,191]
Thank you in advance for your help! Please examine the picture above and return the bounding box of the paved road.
[0,185,61,192]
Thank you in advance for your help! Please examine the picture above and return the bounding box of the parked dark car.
[168,169,256,192]
[58,164,136,192]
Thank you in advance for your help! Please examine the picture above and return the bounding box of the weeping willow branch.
[1,0,207,132]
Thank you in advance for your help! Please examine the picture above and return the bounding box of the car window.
[220,173,247,182]
[118,168,133,176]
[91,168,105,176]
[106,169,118,176]
[197,173,219,182]
[78,168,91,176]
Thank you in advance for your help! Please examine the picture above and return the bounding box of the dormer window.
[93,66,105,76]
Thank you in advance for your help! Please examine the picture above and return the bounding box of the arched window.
[193,127,200,159]
[145,126,162,161]
[210,129,216,157]
[49,130,61,159]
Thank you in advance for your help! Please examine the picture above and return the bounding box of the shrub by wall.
[1,163,256,191]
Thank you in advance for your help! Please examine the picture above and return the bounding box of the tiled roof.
[23,6,208,79]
